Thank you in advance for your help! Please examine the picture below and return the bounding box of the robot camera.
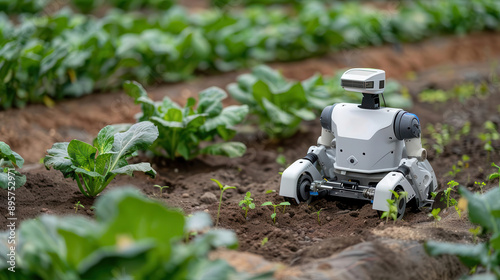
[340,68,385,94]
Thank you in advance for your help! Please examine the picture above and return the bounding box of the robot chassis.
[279,68,437,219]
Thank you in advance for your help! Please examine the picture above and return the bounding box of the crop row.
[2,0,500,109]
[0,0,175,14]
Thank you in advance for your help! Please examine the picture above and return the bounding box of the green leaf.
[425,241,487,268]
[110,121,159,163]
[44,142,74,178]
[460,186,500,232]
[0,170,26,189]
[0,141,24,168]
[111,162,156,178]
[261,202,273,206]
[68,140,97,171]
[201,105,249,134]
[200,142,246,158]
[271,213,276,219]
[197,87,226,117]
[279,202,291,206]
[211,178,224,190]
[94,126,116,154]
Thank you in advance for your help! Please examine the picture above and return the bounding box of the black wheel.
[297,173,313,203]
[393,186,407,220]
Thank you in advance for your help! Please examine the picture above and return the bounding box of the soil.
[1,33,500,278]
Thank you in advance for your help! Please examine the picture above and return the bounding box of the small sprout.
[443,181,459,208]
[211,178,236,227]
[447,155,470,177]
[316,208,325,225]
[265,190,276,194]
[469,226,481,243]
[261,237,269,247]
[239,192,255,219]
[261,201,290,224]
[74,201,85,213]
[430,191,438,199]
[154,185,169,196]
[428,208,442,227]
[474,181,486,194]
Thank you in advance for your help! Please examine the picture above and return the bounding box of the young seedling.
[428,208,442,227]
[261,237,269,247]
[474,181,486,194]
[154,185,169,196]
[265,190,276,194]
[380,190,407,223]
[316,208,325,225]
[469,226,481,244]
[261,201,291,224]
[211,178,236,227]
[74,201,85,213]
[447,155,470,177]
[276,147,287,168]
[444,180,459,208]
[239,192,255,219]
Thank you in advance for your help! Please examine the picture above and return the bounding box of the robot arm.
[394,112,427,161]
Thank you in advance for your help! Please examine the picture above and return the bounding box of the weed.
[261,201,291,224]
[154,185,169,196]
[74,201,85,213]
[211,178,237,227]
[428,208,442,227]
[238,192,255,219]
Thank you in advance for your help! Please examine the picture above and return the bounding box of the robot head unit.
[340,68,385,110]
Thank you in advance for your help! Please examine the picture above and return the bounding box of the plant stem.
[216,191,223,227]
[75,175,90,197]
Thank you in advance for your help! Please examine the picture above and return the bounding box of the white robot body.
[279,68,437,219]
[328,103,403,173]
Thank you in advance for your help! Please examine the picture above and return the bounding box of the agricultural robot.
[279,68,437,219]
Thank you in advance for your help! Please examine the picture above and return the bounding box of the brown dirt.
[1,33,500,278]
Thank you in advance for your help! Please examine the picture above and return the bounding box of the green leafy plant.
[154,185,170,196]
[425,184,500,279]
[316,208,325,225]
[212,178,237,227]
[227,65,316,138]
[0,141,26,189]
[238,191,255,219]
[0,187,248,279]
[125,81,248,160]
[261,201,290,224]
[380,190,407,223]
[43,122,159,197]
[74,201,85,213]
[428,208,442,227]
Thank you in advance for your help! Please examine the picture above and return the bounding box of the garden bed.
[1,33,500,278]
